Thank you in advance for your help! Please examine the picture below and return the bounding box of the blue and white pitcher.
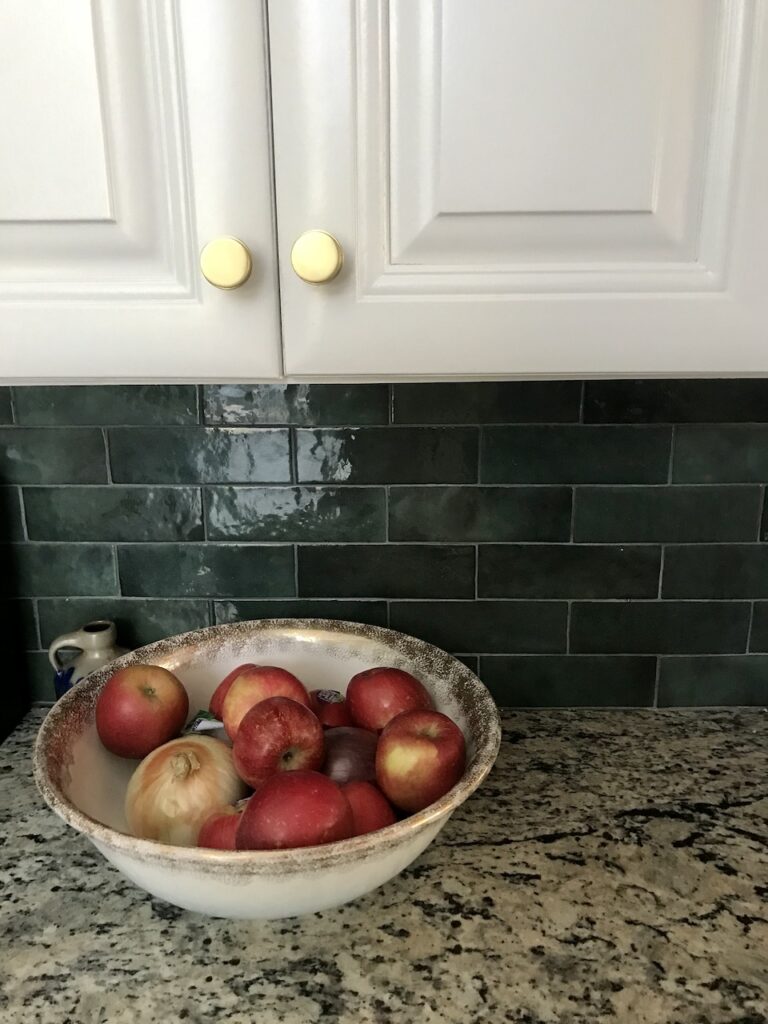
[48,620,128,699]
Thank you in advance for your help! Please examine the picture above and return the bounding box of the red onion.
[322,726,378,784]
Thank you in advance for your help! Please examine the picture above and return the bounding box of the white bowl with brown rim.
[34,619,501,920]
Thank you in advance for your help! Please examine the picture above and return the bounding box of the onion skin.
[322,726,378,785]
[125,735,248,847]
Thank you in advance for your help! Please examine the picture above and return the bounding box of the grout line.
[9,481,765,491]
[196,385,204,425]
[746,601,756,652]
[14,595,755,604]
[288,428,299,485]
[8,387,18,424]
[102,428,113,484]
[388,383,395,424]
[667,426,675,484]
[23,649,767,660]
[17,486,29,541]
[569,487,576,543]
[657,545,665,599]
[112,545,121,596]
[30,598,41,650]
[470,652,765,659]
[9,538,766,549]
[200,486,208,541]
[476,427,482,483]
[293,543,300,598]
[578,381,586,424]
[757,485,765,541]
[384,485,390,542]
[208,599,216,628]
[474,544,479,599]
[565,600,572,653]
[385,599,391,629]
[652,657,661,708]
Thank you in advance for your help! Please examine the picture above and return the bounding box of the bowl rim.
[34,618,501,875]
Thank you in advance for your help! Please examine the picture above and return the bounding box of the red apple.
[347,667,433,732]
[232,696,324,789]
[95,664,189,759]
[209,663,257,720]
[221,665,310,740]
[323,726,378,784]
[375,709,466,813]
[342,781,397,836]
[197,803,246,850]
[308,689,353,728]
[236,770,353,850]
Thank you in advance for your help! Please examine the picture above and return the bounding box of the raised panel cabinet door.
[270,0,768,378]
[0,0,280,381]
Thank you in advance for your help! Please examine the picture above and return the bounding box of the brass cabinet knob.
[290,230,343,283]
[200,237,252,289]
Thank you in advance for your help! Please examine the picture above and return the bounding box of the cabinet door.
[0,0,280,381]
[271,0,768,378]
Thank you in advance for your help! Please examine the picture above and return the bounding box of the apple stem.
[171,751,200,779]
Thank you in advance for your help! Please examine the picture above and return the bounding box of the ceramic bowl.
[34,619,501,920]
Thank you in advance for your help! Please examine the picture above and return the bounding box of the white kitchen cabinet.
[0,0,281,381]
[271,0,768,379]
[3,1,768,383]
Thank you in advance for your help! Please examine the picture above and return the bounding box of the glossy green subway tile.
[478,544,661,599]
[26,652,55,702]
[584,379,768,424]
[118,544,295,598]
[38,598,210,650]
[673,426,768,483]
[203,384,389,425]
[7,544,117,597]
[453,655,479,673]
[479,655,657,707]
[296,427,478,484]
[12,385,197,426]
[570,601,750,654]
[481,425,671,484]
[393,382,581,424]
[663,545,768,598]
[214,599,388,628]
[15,599,39,649]
[574,486,761,543]
[0,428,107,484]
[24,487,203,542]
[748,603,768,651]
[389,600,567,654]
[108,427,290,484]
[297,545,475,598]
[205,487,386,542]
[2,487,25,541]
[658,656,768,706]
[389,486,571,542]
[0,388,12,424]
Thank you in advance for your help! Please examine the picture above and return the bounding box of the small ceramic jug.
[48,620,128,698]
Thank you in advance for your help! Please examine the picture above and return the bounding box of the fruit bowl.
[34,619,501,920]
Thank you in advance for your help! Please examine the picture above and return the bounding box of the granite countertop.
[2,708,768,1024]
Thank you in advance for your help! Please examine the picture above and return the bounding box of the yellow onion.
[125,735,248,847]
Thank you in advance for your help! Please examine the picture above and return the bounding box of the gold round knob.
[290,230,344,283]
[200,237,252,289]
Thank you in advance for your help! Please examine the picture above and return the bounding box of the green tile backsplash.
[4,380,768,707]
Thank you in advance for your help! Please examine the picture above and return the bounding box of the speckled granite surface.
[2,708,768,1024]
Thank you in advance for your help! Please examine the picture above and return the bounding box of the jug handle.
[48,633,83,671]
